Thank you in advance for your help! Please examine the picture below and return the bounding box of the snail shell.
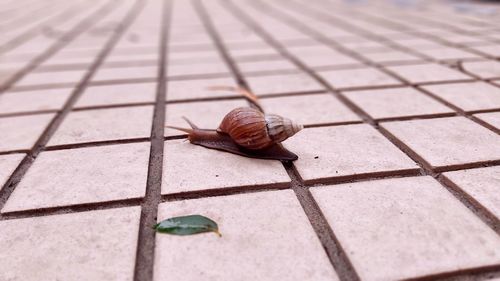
[217,107,303,150]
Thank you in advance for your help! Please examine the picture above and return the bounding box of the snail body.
[217,107,303,150]
[166,86,302,160]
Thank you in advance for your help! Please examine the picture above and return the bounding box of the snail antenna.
[181,116,199,129]
[165,126,193,134]
[165,117,199,134]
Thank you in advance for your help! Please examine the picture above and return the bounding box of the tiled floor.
[1,0,500,280]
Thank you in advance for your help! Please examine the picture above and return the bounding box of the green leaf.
[154,214,221,237]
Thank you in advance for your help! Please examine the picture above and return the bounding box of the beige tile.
[246,72,324,96]
[386,63,471,83]
[0,71,15,86]
[462,60,500,79]
[0,88,71,115]
[421,82,500,111]
[154,190,339,281]
[92,65,157,81]
[416,47,480,60]
[475,112,500,130]
[471,45,500,57]
[237,59,298,74]
[168,50,219,62]
[288,45,362,67]
[361,50,423,64]
[44,48,100,64]
[49,106,153,146]
[166,77,237,101]
[0,113,54,152]
[311,176,500,281]
[168,62,229,77]
[162,140,289,194]
[260,93,361,125]
[442,166,500,218]
[75,83,156,108]
[0,153,24,187]
[284,125,417,183]
[345,87,453,119]
[16,69,86,87]
[165,99,247,136]
[230,48,280,60]
[0,207,141,281]
[381,117,500,168]
[2,143,150,212]
[319,67,401,89]
[104,52,158,63]
[339,39,393,51]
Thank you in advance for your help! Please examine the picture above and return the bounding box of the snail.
[167,86,303,161]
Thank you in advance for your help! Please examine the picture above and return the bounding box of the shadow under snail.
[167,87,303,161]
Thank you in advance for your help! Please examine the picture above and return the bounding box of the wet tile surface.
[154,190,339,281]
[442,166,500,218]
[0,88,71,115]
[284,125,418,183]
[246,72,324,96]
[0,113,55,152]
[345,87,453,119]
[162,140,290,194]
[319,67,402,89]
[311,176,500,281]
[166,77,238,101]
[386,63,471,84]
[1,0,500,280]
[260,93,361,125]
[382,117,500,169]
[475,111,500,130]
[75,83,156,108]
[462,60,500,79]
[15,69,87,87]
[421,81,500,111]
[3,143,150,212]
[0,154,24,187]
[49,106,154,146]
[0,207,141,281]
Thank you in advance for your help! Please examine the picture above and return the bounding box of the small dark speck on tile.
[314,156,319,159]
[215,175,219,177]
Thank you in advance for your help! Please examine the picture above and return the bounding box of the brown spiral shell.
[217,107,303,150]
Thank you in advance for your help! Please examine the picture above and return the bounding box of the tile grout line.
[132,0,172,280]
[0,1,496,222]
[1,163,499,224]
[0,172,416,221]
[266,0,500,233]
[251,0,500,235]
[0,0,120,93]
[4,65,500,93]
[343,1,500,57]
[0,1,61,42]
[197,0,362,280]
[225,0,500,279]
[307,0,500,96]
[0,0,147,217]
[401,264,500,281]
[287,4,500,140]
[275,0,500,135]
[0,4,498,280]
[0,0,94,54]
[249,0,500,278]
